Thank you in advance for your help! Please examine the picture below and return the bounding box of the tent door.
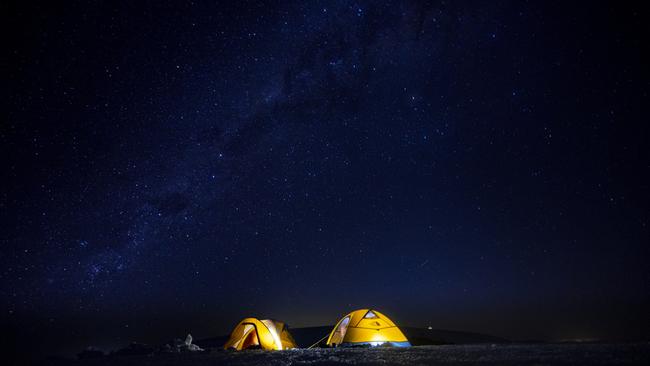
[242,328,259,349]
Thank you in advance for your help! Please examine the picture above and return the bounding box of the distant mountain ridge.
[400,327,509,346]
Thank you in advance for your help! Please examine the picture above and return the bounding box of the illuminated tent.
[223,318,297,350]
[326,309,411,347]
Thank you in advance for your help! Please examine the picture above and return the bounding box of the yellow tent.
[223,318,297,350]
[326,309,411,347]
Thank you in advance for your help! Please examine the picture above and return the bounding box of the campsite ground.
[40,343,650,365]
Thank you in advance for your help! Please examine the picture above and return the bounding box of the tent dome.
[326,309,410,347]
[224,318,297,350]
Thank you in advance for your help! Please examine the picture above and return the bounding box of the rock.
[182,334,204,352]
[161,334,204,353]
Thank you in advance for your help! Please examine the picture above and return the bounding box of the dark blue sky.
[2,0,649,357]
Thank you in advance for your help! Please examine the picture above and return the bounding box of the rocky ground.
[39,342,650,366]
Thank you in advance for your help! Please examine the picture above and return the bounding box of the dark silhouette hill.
[401,327,508,346]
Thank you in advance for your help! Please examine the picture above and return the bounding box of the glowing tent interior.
[223,318,297,350]
[326,309,411,347]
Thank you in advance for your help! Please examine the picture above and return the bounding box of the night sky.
[2,0,649,358]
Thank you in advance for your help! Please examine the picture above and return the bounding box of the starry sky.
[2,0,649,358]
